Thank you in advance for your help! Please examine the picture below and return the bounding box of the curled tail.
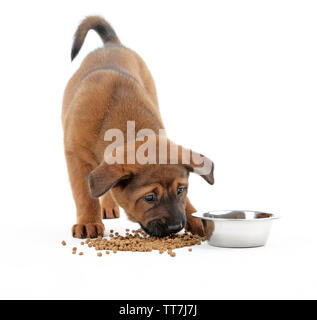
[71,16,120,61]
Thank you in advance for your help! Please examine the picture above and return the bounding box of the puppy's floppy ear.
[184,150,215,185]
[167,140,215,185]
[87,163,130,198]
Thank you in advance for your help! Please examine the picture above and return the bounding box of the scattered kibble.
[88,229,205,256]
[63,229,205,258]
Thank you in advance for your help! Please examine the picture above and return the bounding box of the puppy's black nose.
[141,216,186,237]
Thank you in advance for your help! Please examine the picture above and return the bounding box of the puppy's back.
[63,16,159,119]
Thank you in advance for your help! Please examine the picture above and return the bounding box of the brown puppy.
[62,16,214,239]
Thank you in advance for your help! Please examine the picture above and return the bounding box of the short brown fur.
[62,16,214,238]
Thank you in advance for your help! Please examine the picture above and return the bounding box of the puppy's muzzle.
[167,223,184,232]
[141,216,186,237]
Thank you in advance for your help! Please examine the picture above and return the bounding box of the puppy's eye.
[143,194,157,203]
[177,187,186,196]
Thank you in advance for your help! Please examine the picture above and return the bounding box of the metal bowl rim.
[192,210,280,221]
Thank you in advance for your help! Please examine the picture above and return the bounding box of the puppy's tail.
[71,16,120,61]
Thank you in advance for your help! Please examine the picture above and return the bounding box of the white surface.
[0,0,317,300]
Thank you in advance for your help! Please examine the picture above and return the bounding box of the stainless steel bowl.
[192,210,279,248]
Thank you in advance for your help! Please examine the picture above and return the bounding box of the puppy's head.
[87,146,214,237]
[113,165,189,237]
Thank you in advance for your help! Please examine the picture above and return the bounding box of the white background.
[0,0,316,300]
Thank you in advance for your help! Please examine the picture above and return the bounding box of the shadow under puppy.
[62,16,214,239]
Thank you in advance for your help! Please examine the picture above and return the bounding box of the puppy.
[62,16,214,238]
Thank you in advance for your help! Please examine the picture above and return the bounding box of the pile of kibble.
[62,229,206,257]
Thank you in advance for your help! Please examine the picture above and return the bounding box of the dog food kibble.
[64,229,205,257]
[79,229,206,257]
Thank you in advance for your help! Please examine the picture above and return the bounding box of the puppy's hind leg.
[100,191,120,219]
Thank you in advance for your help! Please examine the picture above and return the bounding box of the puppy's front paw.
[185,215,205,237]
[101,205,120,219]
[100,193,120,219]
[72,222,105,239]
